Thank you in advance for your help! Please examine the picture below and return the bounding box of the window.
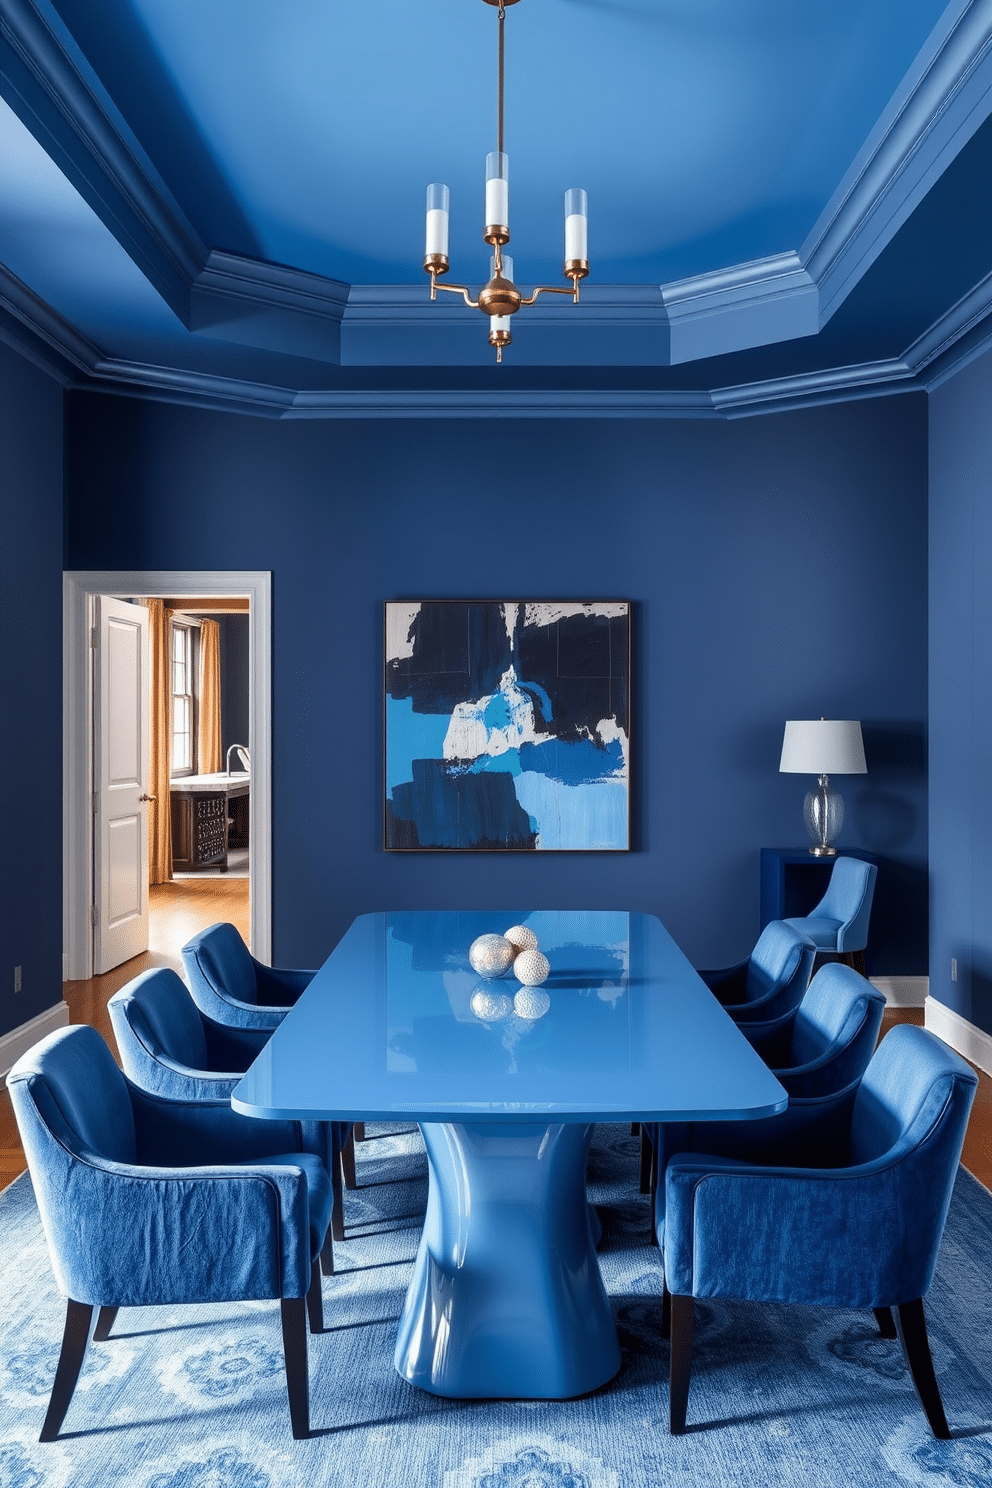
[170,621,195,774]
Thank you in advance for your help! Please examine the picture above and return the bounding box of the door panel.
[94,596,150,972]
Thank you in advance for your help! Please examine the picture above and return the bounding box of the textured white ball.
[469,934,515,977]
[513,948,551,986]
[504,924,539,952]
[514,987,551,1020]
[470,989,514,1022]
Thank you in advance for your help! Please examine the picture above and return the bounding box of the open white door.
[93,596,150,973]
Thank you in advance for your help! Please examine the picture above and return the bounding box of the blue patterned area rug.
[2,1125,992,1488]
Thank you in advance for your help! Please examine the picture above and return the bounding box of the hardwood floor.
[0,876,249,1189]
[3,949,991,1194]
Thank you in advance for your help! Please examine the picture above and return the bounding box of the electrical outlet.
[13,965,21,993]
[951,958,958,983]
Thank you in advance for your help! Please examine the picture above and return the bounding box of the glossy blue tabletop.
[232,911,787,1124]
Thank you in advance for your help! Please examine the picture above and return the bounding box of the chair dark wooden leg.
[874,1306,896,1338]
[896,1298,951,1439]
[305,1260,324,1334]
[327,1140,345,1252]
[40,1299,95,1442]
[630,1122,640,1136]
[341,1128,357,1191]
[661,1280,671,1340]
[353,1122,366,1142]
[92,1306,119,1342]
[280,1297,310,1439]
[639,1128,654,1195]
[669,1294,694,1435]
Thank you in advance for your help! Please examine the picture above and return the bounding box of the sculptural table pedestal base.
[394,1121,622,1399]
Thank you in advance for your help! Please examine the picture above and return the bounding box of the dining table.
[232,909,787,1401]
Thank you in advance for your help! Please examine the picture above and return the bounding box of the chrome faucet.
[226,743,250,776]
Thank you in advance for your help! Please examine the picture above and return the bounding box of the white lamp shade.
[779,719,867,775]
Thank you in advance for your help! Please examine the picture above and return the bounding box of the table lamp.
[779,718,867,856]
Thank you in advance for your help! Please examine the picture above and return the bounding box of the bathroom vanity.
[170,772,250,872]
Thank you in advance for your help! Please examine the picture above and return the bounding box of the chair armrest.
[38,1152,313,1306]
[128,1079,307,1167]
[133,1055,244,1103]
[208,992,287,1031]
[664,1154,938,1309]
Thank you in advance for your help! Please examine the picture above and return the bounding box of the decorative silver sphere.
[504,924,539,952]
[514,987,550,1020]
[513,948,550,986]
[470,988,514,1022]
[469,933,515,978]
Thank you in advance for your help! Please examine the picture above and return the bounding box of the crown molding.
[0,257,99,380]
[802,0,992,326]
[191,250,349,363]
[0,0,205,322]
[661,252,818,364]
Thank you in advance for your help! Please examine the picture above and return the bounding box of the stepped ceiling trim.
[803,0,992,325]
[3,0,992,378]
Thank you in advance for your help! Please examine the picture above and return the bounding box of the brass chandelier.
[423,0,589,362]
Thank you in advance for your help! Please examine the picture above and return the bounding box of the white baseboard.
[870,975,928,1008]
[0,1002,71,1078]
[925,995,992,1079]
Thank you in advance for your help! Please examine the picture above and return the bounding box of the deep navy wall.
[0,341,63,1035]
[218,613,250,760]
[929,345,992,1034]
[64,392,928,973]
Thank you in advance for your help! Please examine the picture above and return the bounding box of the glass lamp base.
[803,775,844,856]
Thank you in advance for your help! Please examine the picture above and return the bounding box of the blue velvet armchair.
[660,1025,977,1437]
[783,854,878,972]
[699,920,816,1024]
[108,965,349,1253]
[7,1025,335,1441]
[641,962,885,1199]
[181,921,315,1032]
[738,961,885,1097]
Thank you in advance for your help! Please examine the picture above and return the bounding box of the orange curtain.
[198,618,222,775]
[144,598,173,883]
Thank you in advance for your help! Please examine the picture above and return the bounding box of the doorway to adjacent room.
[63,571,271,985]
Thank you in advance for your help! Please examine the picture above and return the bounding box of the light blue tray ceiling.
[2,0,992,412]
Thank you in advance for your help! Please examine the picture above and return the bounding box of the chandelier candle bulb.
[425,183,450,260]
[485,152,509,238]
[564,188,588,266]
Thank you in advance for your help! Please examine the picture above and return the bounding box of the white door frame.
[64,571,272,981]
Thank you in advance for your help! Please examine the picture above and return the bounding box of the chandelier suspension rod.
[497,2,505,156]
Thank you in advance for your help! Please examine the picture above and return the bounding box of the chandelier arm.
[519,277,582,306]
[430,276,481,309]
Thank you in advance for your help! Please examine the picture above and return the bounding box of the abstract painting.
[385,601,630,850]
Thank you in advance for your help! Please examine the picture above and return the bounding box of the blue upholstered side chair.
[738,961,886,1097]
[659,1025,977,1438]
[108,966,348,1254]
[7,1025,334,1441]
[181,921,316,1032]
[699,921,816,1024]
[783,854,878,975]
[640,962,885,1199]
[181,925,361,1188]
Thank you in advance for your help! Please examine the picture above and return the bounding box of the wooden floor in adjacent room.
[3,936,991,1194]
[0,876,249,1189]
